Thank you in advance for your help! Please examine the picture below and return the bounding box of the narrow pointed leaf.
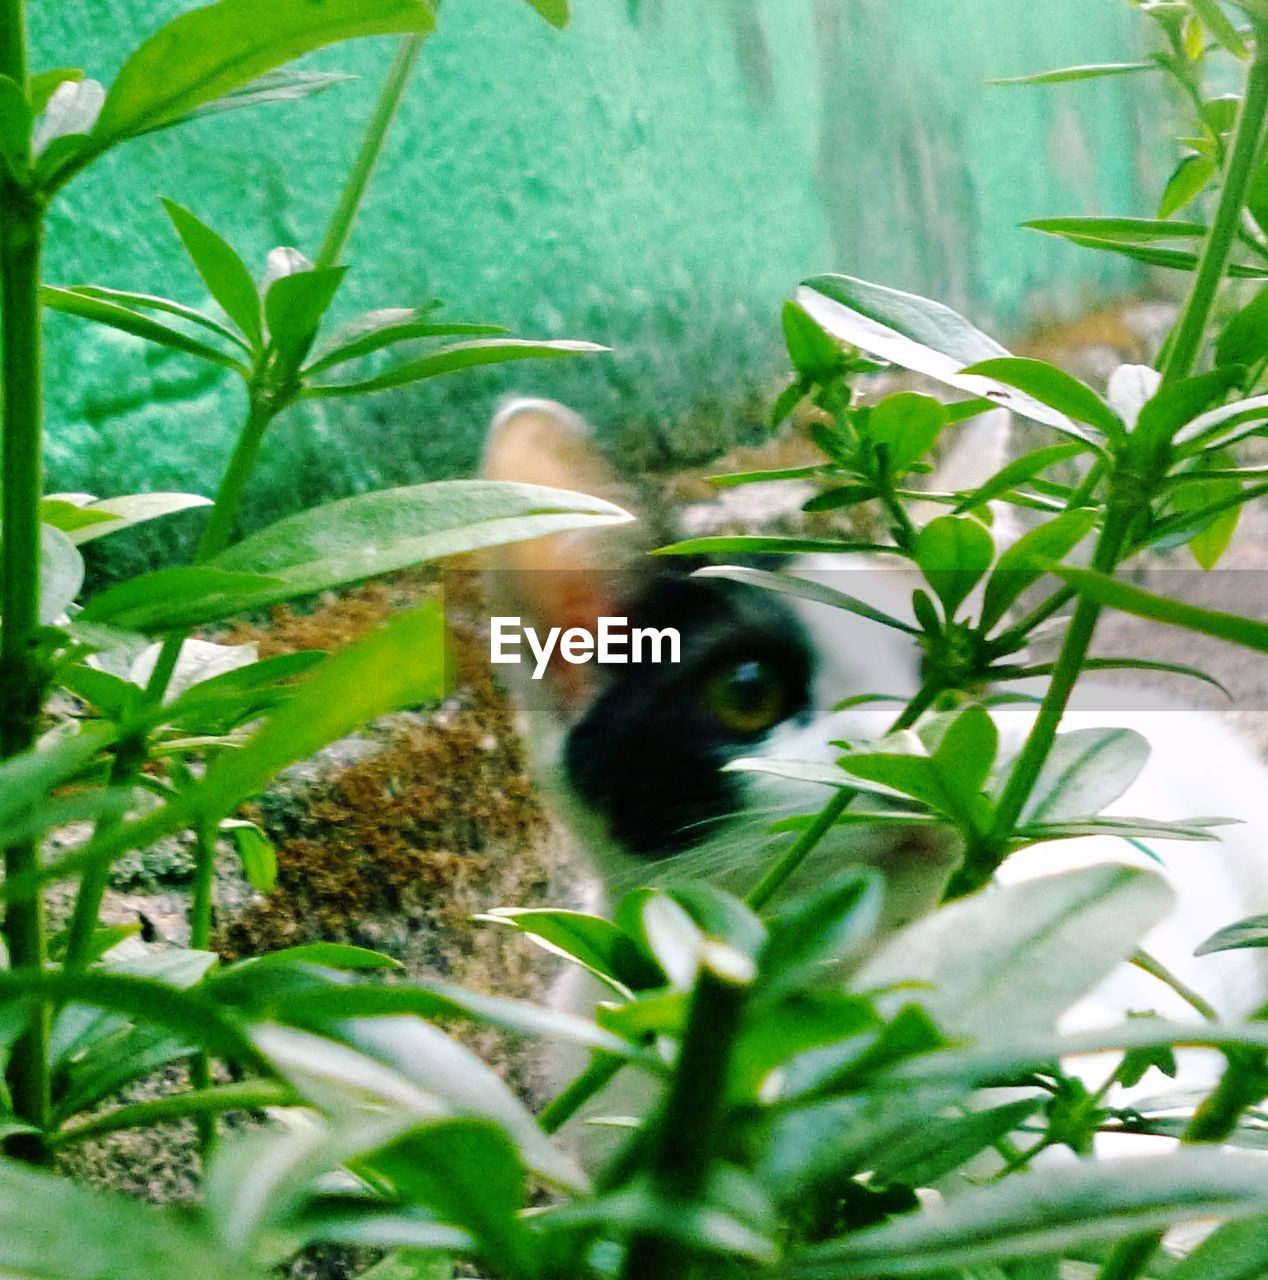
[93,0,435,146]
[1056,567,1268,653]
[784,1152,1268,1278]
[1196,914,1268,956]
[960,358,1122,437]
[161,199,262,347]
[212,479,632,605]
[173,69,357,127]
[305,308,505,373]
[60,283,251,350]
[1023,216,1207,243]
[307,338,606,395]
[953,442,1086,512]
[693,565,920,633]
[980,507,1097,629]
[42,285,247,370]
[990,61,1157,85]
[798,276,1093,438]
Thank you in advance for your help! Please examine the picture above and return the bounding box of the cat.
[479,395,1268,1151]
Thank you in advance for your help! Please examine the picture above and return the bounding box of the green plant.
[0,0,618,1167]
[4,0,1268,1278]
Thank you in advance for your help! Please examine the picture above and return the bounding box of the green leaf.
[801,485,876,513]
[838,707,998,832]
[1188,0,1250,55]
[1170,452,1242,568]
[0,725,117,844]
[854,865,1173,1041]
[48,283,251,350]
[476,908,661,994]
[1216,288,1268,368]
[759,870,883,994]
[654,535,897,558]
[952,442,1086,512]
[914,514,995,618]
[868,1096,1044,1188]
[993,656,1230,698]
[213,479,631,605]
[41,524,85,622]
[1159,152,1216,217]
[770,376,811,430]
[989,61,1158,85]
[265,265,346,368]
[230,943,402,973]
[1023,216,1207,244]
[308,337,607,395]
[360,1119,533,1271]
[173,68,356,128]
[1196,914,1268,955]
[79,567,284,633]
[783,1152,1268,1278]
[693,565,920,634]
[798,276,1089,437]
[221,819,276,892]
[0,1158,260,1280]
[869,392,947,474]
[782,299,848,377]
[42,284,248,370]
[980,507,1097,630]
[1136,368,1243,447]
[1024,227,1268,278]
[709,464,829,488]
[165,600,445,828]
[161,650,323,732]
[1055,567,1268,653]
[1019,815,1229,843]
[524,0,569,27]
[1015,727,1151,824]
[305,307,504,373]
[161,199,262,348]
[261,1016,583,1188]
[1168,1214,1268,1280]
[960,358,1122,438]
[44,492,213,546]
[94,0,435,147]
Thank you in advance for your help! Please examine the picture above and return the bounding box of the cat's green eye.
[702,659,788,735]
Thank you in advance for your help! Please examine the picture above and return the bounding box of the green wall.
[29,0,1160,572]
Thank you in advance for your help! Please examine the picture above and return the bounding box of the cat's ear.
[480,398,649,708]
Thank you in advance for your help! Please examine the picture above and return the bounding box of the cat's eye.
[702,659,789,735]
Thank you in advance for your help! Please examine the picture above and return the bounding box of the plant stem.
[619,943,754,1280]
[1130,948,1219,1021]
[539,1052,625,1134]
[51,1078,296,1149]
[58,36,428,963]
[314,35,424,271]
[62,734,146,969]
[0,0,51,1156]
[1162,27,1268,384]
[746,680,941,911]
[982,21,1268,904]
